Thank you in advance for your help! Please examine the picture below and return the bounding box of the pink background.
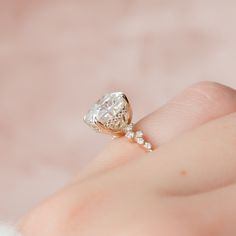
[0,0,236,221]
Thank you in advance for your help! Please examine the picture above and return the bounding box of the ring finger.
[78,81,236,180]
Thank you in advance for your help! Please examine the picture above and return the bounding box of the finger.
[178,184,236,235]
[78,82,236,180]
[116,111,236,197]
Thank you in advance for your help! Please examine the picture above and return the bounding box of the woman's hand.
[20,82,236,235]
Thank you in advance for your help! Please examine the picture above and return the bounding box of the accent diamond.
[144,142,152,150]
[125,131,135,139]
[136,137,145,145]
[125,123,134,132]
[135,130,144,138]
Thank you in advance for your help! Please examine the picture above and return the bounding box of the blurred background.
[0,0,235,221]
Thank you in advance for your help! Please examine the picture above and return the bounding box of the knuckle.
[190,81,235,102]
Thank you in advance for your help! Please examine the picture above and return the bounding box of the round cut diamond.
[144,142,152,150]
[135,130,144,138]
[136,137,145,145]
[125,131,135,139]
[84,92,132,134]
[124,123,134,132]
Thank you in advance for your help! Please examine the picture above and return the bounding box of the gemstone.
[136,137,145,145]
[84,92,132,134]
[125,131,135,139]
[144,142,152,150]
[125,123,134,132]
[135,130,144,138]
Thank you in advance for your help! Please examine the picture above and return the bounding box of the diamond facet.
[84,92,132,135]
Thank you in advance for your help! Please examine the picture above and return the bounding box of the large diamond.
[84,92,132,135]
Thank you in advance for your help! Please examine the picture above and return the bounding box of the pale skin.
[20,81,236,235]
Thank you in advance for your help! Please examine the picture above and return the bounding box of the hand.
[20,82,236,235]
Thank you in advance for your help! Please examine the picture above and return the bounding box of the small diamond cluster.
[125,123,153,152]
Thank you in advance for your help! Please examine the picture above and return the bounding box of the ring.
[84,92,153,152]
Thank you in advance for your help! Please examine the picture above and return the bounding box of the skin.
[20,81,236,235]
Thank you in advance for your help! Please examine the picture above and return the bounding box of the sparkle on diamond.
[84,92,130,133]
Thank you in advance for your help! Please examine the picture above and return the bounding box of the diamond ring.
[84,92,153,152]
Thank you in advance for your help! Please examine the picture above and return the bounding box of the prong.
[121,93,129,104]
[121,93,133,124]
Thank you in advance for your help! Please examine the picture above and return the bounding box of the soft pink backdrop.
[0,0,235,221]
